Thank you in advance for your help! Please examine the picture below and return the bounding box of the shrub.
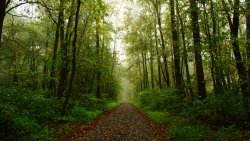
[136,87,184,112]
[0,86,57,140]
[77,94,106,111]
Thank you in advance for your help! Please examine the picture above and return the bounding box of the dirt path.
[76,103,170,141]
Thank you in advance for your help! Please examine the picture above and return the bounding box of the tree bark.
[223,0,248,98]
[169,0,182,89]
[246,0,250,114]
[202,1,218,93]
[189,0,206,99]
[0,0,8,47]
[154,20,162,89]
[57,12,67,98]
[150,45,155,89]
[246,0,250,82]
[96,17,101,98]
[153,0,170,87]
[63,0,81,114]
[49,2,64,93]
[176,0,193,97]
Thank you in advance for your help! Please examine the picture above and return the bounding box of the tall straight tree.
[189,0,206,99]
[57,0,75,98]
[176,0,193,97]
[63,0,81,113]
[169,0,182,89]
[246,0,250,113]
[50,0,65,93]
[96,13,101,98]
[154,19,162,89]
[222,0,248,98]
[152,0,170,87]
[246,0,250,79]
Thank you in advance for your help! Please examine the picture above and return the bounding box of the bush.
[0,86,118,140]
[77,94,106,111]
[132,87,250,140]
[136,87,184,112]
[0,86,58,140]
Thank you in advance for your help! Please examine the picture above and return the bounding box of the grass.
[145,111,168,124]
[132,100,250,141]
[106,101,119,110]
[140,108,250,141]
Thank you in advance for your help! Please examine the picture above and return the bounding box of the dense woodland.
[124,0,250,140]
[0,0,250,140]
[0,0,120,140]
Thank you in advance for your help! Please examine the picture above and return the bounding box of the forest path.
[60,103,171,141]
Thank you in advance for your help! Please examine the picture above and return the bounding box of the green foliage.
[136,87,184,111]
[185,89,249,127]
[0,86,118,140]
[145,111,168,124]
[132,87,250,141]
[77,94,107,111]
[69,105,102,122]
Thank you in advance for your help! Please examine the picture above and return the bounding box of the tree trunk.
[57,0,73,98]
[210,0,225,92]
[246,0,250,116]
[246,0,250,84]
[150,46,155,89]
[169,0,182,89]
[57,8,68,98]
[154,20,162,89]
[142,51,149,88]
[223,0,248,98]
[96,17,101,98]
[176,0,193,98]
[202,1,218,93]
[153,0,170,87]
[63,0,81,114]
[49,3,63,93]
[0,0,8,47]
[189,0,206,100]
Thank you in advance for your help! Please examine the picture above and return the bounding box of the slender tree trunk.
[169,0,182,89]
[141,52,146,88]
[223,0,248,98]
[150,46,155,89]
[176,0,193,97]
[63,0,81,114]
[154,21,162,89]
[0,13,5,47]
[89,73,95,93]
[43,29,49,90]
[144,51,149,88]
[0,0,8,47]
[210,0,224,92]
[189,0,206,99]
[246,0,250,83]
[154,1,170,87]
[49,3,64,93]
[202,2,218,92]
[57,0,74,98]
[246,0,250,115]
[57,10,68,98]
[96,17,101,98]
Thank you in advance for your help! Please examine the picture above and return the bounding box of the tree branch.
[7,12,36,18]
[5,1,42,14]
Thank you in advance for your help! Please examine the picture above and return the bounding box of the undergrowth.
[131,87,250,141]
[0,86,118,141]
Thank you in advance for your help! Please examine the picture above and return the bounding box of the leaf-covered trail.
[61,103,171,141]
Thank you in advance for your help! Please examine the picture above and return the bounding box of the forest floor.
[57,103,171,141]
